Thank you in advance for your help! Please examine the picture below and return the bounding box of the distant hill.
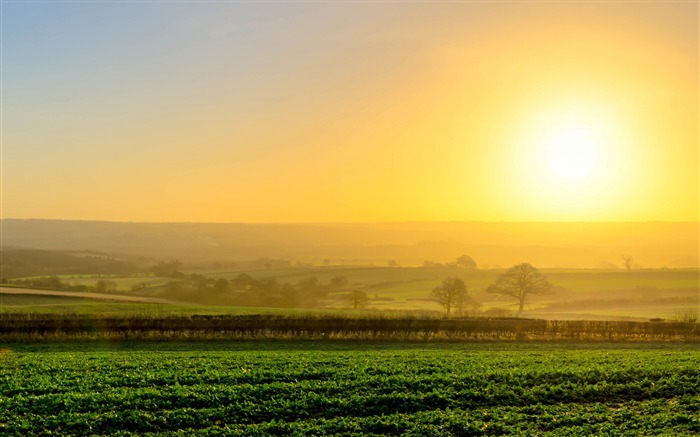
[1,219,698,269]
[0,248,139,279]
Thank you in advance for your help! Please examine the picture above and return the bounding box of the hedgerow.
[0,313,697,342]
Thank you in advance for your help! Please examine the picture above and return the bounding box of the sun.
[544,123,600,181]
[503,102,629,219]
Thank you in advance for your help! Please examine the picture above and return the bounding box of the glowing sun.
[505,98,646,219]
[544,124,600,181]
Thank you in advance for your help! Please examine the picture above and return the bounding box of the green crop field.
[1,342,698,436]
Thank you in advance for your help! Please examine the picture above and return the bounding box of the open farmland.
[0,342,698,436]
[4,267,698,321]
[118,267,700,319]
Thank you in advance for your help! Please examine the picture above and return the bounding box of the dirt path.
[0,287,177,304]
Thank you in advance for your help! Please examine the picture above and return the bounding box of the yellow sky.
[3,2,698,222]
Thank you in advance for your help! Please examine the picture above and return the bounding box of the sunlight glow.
[502,98,640,220]
[3,2,697,222]
[544,124,600,180]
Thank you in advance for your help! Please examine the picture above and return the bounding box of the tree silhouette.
[430,277,468,315]
[456,255,477,269]
[347,290,370,310]
[487,263,552,313]
[621,255,634,271]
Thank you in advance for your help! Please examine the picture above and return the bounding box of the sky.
[2,1,698,223]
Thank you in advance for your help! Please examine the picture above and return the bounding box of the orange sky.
[3,2,698,222]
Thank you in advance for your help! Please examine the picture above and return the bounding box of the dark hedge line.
[0,314,697,342]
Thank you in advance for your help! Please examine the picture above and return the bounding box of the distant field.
[196,266,699,319]
[0,293,98,307]
[6,267,698,321]
[0,292,177,316]
[0,292,372,318]
[52,276,170,292]
[1,342,698,436]
[197,266,699,293]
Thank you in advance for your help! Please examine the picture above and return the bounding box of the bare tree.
[430,277,468,315]
[487,263,552,313]
[672,308,698,323]
[347,290,370,310]
[621,255,634,271]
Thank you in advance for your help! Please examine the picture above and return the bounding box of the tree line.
[162,273,353,308]
[5,276,129,293]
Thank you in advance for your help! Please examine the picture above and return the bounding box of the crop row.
[1,344,698,435]
[1,313,698,341]
[2,398,698,436]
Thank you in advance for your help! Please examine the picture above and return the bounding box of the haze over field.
[1,219,698,269]
[1,2,697,296]
[2,2,698,224]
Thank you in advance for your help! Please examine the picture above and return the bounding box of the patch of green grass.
[0,294,97,306]
[0,295,393,318]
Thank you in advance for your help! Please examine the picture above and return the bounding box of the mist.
[2,219,697,269]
